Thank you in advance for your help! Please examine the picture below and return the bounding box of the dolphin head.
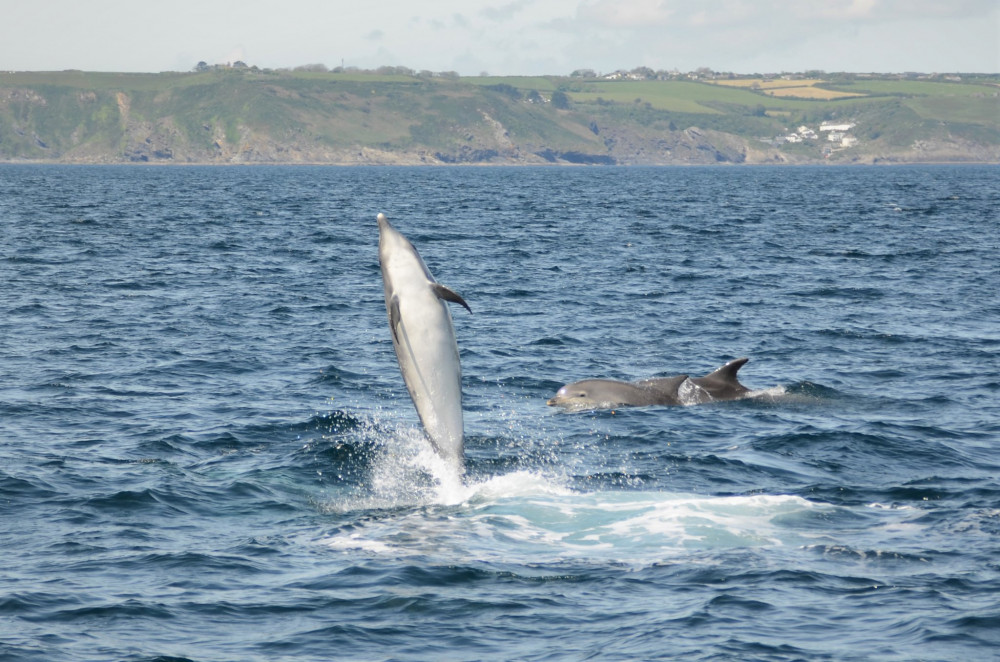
[546,383,588,407]
[377,212,435,283]
[376,212,398,251]
[547,379,641,410]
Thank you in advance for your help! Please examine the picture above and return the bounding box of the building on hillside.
[820,122,856,133]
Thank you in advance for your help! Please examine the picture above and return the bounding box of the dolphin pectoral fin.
[389,295,402,344]
[432,283,472,313]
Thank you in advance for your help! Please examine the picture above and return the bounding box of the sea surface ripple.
[1,164,998,661]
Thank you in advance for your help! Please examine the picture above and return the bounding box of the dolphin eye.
[575,391,587,398]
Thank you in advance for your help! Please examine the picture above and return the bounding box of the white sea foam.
[748,385,789,399]
[320,489,825,565]
[321,427,827,565]
[320,420,840,566]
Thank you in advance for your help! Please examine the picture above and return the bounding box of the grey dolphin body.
[547,358,751,411]
[377,213,471,470]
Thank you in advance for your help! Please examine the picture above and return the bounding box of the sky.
[2,0,998,75]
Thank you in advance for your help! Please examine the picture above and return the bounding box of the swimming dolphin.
[377,213,471,470]
[547,358,751,411]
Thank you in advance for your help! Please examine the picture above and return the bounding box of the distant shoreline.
[3,69,997,166]
[2,159,996,167]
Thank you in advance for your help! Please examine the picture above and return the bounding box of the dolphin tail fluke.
[432,283,472,313]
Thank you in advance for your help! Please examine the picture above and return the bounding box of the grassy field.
[462,74,1000,119]
[904,95,1000,124]
[822,79,999,97]
[710,79,866,99]
[465,76,563,92]
[565,81,734,113]
[0,70,223,90]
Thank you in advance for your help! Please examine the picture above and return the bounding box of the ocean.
[1,164,998,661]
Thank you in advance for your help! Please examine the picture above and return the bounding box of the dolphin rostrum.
[377,213,471,470]
[547,358,752,411]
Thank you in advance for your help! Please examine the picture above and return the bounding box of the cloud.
[544,0,998,74]
[573,0,998,29]
[786,0,997,22]
[577,0,675,27]
[480,0,533,22]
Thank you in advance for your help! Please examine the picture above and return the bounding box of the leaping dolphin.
[377,213,471,470]
[547,358,752,411]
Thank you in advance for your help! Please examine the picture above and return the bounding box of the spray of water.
[315,417,858,567]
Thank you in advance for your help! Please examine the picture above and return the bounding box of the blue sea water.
[1,163,998,661]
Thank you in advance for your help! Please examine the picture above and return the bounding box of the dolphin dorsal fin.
[705,357,749,383]
[432,283,472,313]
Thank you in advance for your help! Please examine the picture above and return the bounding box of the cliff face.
[1,71,997,165]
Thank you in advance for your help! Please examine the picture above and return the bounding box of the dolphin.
[377,213,471,470]
[547,358,752,411]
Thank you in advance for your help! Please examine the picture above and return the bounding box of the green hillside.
[1,69,997,165]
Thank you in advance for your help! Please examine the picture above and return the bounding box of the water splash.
[321,418,570,512]
[317,420,837,566]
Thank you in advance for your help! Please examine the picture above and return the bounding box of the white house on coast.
[772,121,858,149]
[820,122,856,133]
